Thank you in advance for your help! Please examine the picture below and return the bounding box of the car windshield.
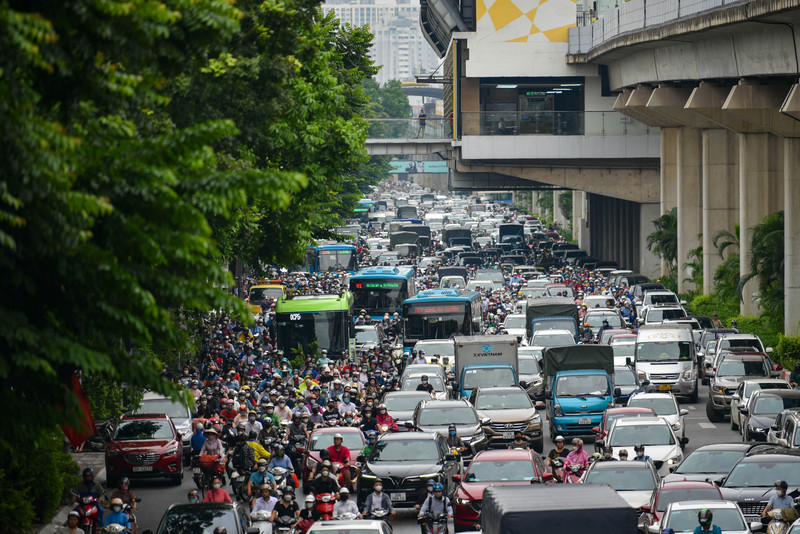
[402,376,445,392]
[627,397,677,416]
[753,395,800,415]
[614,367,637,386]
[646,308,687,322]
[606,411,654,428]
[636,341,693,362]
[555,374,610,397]
[504,316,526,329]
[664,508,744,532]
[114,420,173,440]
[746,382,790,397]
[518,357,540,375]
[531,332,575,346]
[309,432,364,451]
[725,460,800,487]
[676,450,745,474]
[585,314,624,329]
[464,459,536,482]
[383,394,427,412]
[725,339,763,351]
[645,294,678,305]
[612,343,635,359]
[135,398,190,419]
[584,467,656,491]
[462,367,517,391]
[655,488,722,512]
[608,424,675,446]
[418,406,477,426]
[158,507,239,534]
[370,438,440,462]
[717,359,768,377]
[475,391,532,410]
[355,329,380,344]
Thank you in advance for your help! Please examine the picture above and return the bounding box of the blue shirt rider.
[632,444,653,463]
[104,499,131,530]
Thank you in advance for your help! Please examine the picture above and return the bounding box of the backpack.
[232,443,253,471]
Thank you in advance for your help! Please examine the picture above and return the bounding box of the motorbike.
[123,498,141,534]
[251,510,273,534]
[102,525,129,534]
[764,508,800,534]
[367,508,390,521]
[74,493,102,534]
[562,463,585,484]
[550,457,564,483]
[270,466,290,491]
[315,492,336,520]
[274,514,298,534]
[419,512,448,534]
[193,455,225,496]
[336,513,359,521]
[332,461,356,490]
[229,468,250,501]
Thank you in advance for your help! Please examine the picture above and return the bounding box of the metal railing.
[461,111,656,136]
[367,118,451,140]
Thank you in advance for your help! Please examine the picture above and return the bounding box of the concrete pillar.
[661,127,679,276]
[739,133,783,316]
[677,127,703,294]
[786,138,800,335]
[702,129,739,295]
[639,203,661,278]
[553,190,569,231]
[573,191,589,251]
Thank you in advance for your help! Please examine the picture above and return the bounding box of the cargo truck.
[525,297,580,343]
[453,335,521,399]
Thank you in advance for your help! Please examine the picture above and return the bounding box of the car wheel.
[171,470,183,486]
[705,399,724,423]
[731,413,739,431]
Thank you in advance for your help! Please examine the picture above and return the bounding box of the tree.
[739,211,785,320]
[646,207,678,275]
[558,191,573,222]
[712,224,740,301]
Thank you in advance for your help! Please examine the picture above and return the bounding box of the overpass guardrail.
[461,111,657,136]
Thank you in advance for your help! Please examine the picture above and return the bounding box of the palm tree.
[712,224,740,300]
[738,211,784,319]
[712,223,739,258]
[646,207,678,274]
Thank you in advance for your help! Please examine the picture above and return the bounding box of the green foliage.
[646,208,678,276]
[739,211,784,323]
[0,431,79,532]
[558,191,572,222]
[363,79,410,118]
[777,336,800,368]
[687,293,740,326]
[659,274,678,294]
[683,236,703,291]
[711,224,740,300]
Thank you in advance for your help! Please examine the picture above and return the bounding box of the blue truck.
[543,345,617,441]
[453,335,521,399]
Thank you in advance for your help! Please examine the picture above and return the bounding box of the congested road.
[128,380,730,533]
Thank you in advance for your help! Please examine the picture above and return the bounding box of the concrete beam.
[646,86,719,129]
[614,89,665,127]
[366,140,451,156]
[623,85,679,127]
[685,83,753,132]
[780,84,800,122]
[722,82,800,137]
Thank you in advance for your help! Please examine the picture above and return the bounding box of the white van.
[633,324,698,402]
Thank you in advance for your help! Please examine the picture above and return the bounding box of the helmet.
[305,495,315,503]
[213,528,228,534]
[282,486,295,495]
[320,460,333,469]
[188,490,199,501]
[82,468,94,479]
[421,375,428,381]
[432,483,444,491]
[339,487,350,494]
[554,435,565,442]
[776,480,789,490]
[634,443,644,452]
[119,476,130,488]
[237,424,246,432]
[602,445,613,453]
[257,458,269,466]
[698,508,713,526]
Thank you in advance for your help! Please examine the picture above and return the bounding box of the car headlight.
[752,427,767,433]
[666,455,681,465]
[530,413,541,423]
[455,497,471,505]
[419,473,440,479]
[554,404,564,417]
[682,369,693,380]
[672,421,681,431]
[638,371,647,381]
[532,378,542,386]
[163,447,178,457]
[360,473,377,480]
[712,386,724,393]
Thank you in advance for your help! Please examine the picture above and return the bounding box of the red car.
[640,480,723,533]
[592,406,656,451]
[105,413,184,486]
[452,449,551,532]
[302,427,365,493]
[600,329,636,345]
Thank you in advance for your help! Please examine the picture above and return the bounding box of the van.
[632,324,698,403]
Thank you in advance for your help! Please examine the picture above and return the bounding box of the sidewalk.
[34,452,106,534]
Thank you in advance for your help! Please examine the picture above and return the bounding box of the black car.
[719,446,800,524]
[662,443,759,483]
[741,390,800,442]
[357,431,460,509]
[145,503,257,534]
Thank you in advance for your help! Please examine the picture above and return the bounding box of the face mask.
[321,470,330,478]
[603,452,612,459]
[434,491,443,498]
[343,397,350,402]
[345,418,353,423]
[283,495,292,501]
[189,497,198,503]
[213,483,222,490]
[374,485,383,492]
[112,506,121,513]
[449,431,456,436]
[340,494,349,501]
[278,402,285,406]
[249,416,256,422]
[259,466,266,472]
[306,502,315,509]
[267,409,274,415]
[779,489,787,496]
[208,435,216,441]
[637,451,644,458]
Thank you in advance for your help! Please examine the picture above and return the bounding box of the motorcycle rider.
[268,444,296,488]
[694,508,722,534]
[375,404,398,432]
[247,431,271,462]
[310,460,340,495]
[563,438,589,475]
[333,487,361,518]
[418,483,453,520]
[249,458,277,497]
[188,490,200,504]
[252,484,278,515]
[199,427,225,459]
[600,445,617,461]
[445,424,465,451]
[245,410,263,436]
[507,432,529,450]
[547,436,569,469]
[363,479,394,519]
[191,423,207,456]
[231,424,256,482]
[104,497,132,531]
[57,511,84,534]
[338,394,357,416]
[74,467,108,507]
[275,397,293,423]
[270,487,300,525]
[618,449,629,461]
[360,407,379,433]
[762,480,794,519]
[632,444,653,463]
[323,400,341,424]
[204,476,233,503]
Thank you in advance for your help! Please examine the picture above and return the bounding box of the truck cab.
[454,335,521,399]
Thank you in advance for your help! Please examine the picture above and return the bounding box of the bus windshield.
[276,311,348,355]
[351,279,408,315]
[318,249,357,272]
[404,304,471,340]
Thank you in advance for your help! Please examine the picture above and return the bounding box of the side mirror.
[445,453,456,461]
[771,424,780,431]
[767,347,774,354]
[750,521,765,532]
[404,421,414,429]
[732,394,740,401]
[771,371,782,378]
[641,379,650,387]
[452,474,462,483]
[680,437,689,447]
[680,300,687,306]
[544,390,553,400]
[680,409,689,416]
[779,438,789,448]
[706,370,715,378]
[613,387,621,398]
[591,427,601,434]
[480,417,492,426]
[519,380,528,389]
[739,407,748,416]
[640,504,651,513]
[626,357,633,367]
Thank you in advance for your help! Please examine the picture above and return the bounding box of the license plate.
[193,467,201,473]
[578,418,591,425]
[659,384,671,391]
[132,466,153,472]
[390,492,406,502]
[502,432,514,439]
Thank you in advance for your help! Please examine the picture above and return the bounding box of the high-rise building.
[322,0,440,84]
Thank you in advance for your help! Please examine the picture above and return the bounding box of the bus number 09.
[290,313,301,321]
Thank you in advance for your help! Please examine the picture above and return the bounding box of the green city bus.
[275,292,355,359]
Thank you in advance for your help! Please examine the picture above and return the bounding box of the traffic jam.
[74,181,800,534]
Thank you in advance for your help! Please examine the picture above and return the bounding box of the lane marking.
[688,405,696,411]
[698,422,717,429]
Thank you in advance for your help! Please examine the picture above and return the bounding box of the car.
[610,335,637,366]
[629,282,666,303]
[133,391,194,462]
[604,416,687,476]
[599,328,636,345]
[716,333,775,355]
[640,480,723,533]
[583,295,611,309]
[400,373,449,400]
[400,363,448,384]
[517,351,544,400]
[451,449,549,532]
[640,305,688,326]
[636,289,681,319]
[105,413,184,486]
[729,378,791,432]
[626,392,689,440]
[580,459,659,509]
[584,309,627,334]
[706,353,772,423]
[412,340,455,369]
[501,314,527,344]
[719,447,800,524]
[614,365,645,404]
[656,500,755,534]
[357,431,460,509]
[662,443,760,483]
[467,386,543,452]
[530,328,575,347]
[592,406,656,451]
[739,389,800,442]
[768,409,800,446]
[302,427,365,492]
[355,325,385,352]
[147,502,256,534]
[380,390,430,430]
[307,520,393,534]
[410,399,488,458]
[697,328,740,383]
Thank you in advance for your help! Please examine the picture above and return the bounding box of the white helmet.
[305,495,315,503]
